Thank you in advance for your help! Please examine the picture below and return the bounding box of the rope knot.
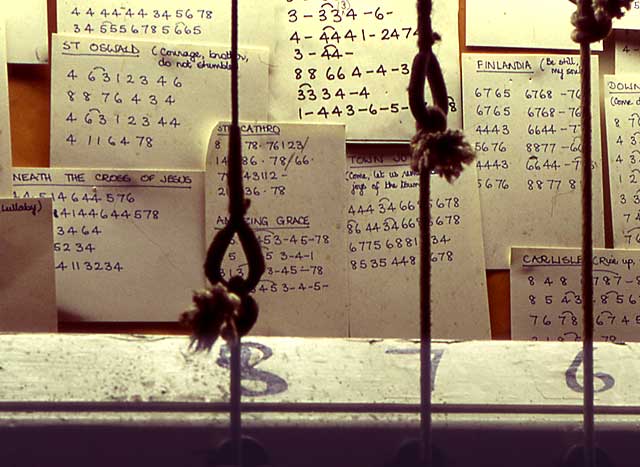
[181,279,258,352]
[595,0,633,19]
[570,0,632,43]
[410,128,476,182]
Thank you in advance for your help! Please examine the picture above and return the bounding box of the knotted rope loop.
[410,129,476,181]
[182,201,263,351]
[408,50,448,135]
[204,206,265,296]
[408,1,474,181]
[181,279,259,351]
[183,124,265,351]
[184,123,264,351]
[569,0,632,43]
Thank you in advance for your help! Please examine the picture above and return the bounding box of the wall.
[9,0,615,338]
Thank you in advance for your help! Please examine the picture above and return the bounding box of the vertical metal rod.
[419,167,432,466]
[230,337,243,467]
[577,2,595,463]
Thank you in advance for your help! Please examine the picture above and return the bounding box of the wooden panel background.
[10,0,615,338]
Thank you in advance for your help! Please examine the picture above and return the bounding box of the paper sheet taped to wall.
[12,168,205,321]
[56,0,274,48]
[0,198,56,331]
[268,0,461,142]
[206,122,348,336]
[614,30,640,73]
[346,146,490,339]
[603,74,640,249]
[465,0,603,51]
[50,34,269,170]
[511,247,640,343]
[3,1,48,63]
[0,25,12,197]
[462,53,605,269]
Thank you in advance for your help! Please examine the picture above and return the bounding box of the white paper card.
[0,198,56,331]
[4,2,48,63]
[614,30,640,73]
[613,2,640,30]
[50,34,269,170]
[0,25,12,197]
[206,123,348,336]
[465,0,603,51]
[57,0,274,47]
[511,247,640,343]
[462,53,605,269]
[346,146,490,339]
[269,0,461,142]
[12,168,205,321]
[603,74,640,248]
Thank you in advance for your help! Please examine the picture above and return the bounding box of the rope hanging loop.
[408,0,475,181]
[182,123,265,351]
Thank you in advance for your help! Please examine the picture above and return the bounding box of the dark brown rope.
[182,1,266,464]
[569,2,630,466]
[182,0,265,352]
[408,1,475,465]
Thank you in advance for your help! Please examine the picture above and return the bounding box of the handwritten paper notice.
[346,146,490,339]
[614,30,640,73]
[50,34,269,170]
[206,123,347,336]
[12,168,204,321]
[0,26,11,197]
[613,2,640,30]
[511,247,640,343]
[462,53,605,269]
[465,0,603,51]
[0,198,56,331]
[4,2,48,63]
[269,0,461,142]
[603,74,640,248]
[57,0,273,47]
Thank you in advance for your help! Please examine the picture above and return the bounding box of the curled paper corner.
[35,45,48,64]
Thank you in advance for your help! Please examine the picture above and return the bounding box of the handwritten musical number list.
[12,168,205,321]
[270,0,461,142]
[604,74,640,248]
[51,34,269,170]
[462,53,605,269]
[346,147,490,339]
[57,0,274,47]
[206,122,348,336]
[512,247,640,343]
